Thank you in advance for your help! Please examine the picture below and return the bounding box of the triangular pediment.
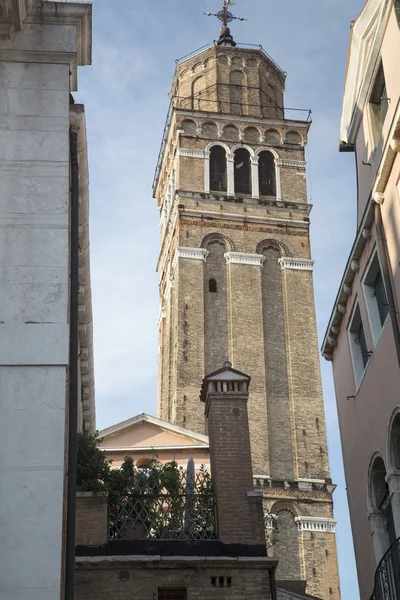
[341,0,393,143]
[98,413,209,450]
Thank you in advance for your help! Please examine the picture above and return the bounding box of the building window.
[210,145,227,192]
[363,251,389,344]
[209,278,217,293]
[348,304,370,387]
[369,62,389,151]
[258,151,276,196]
[234,148,251,195]
[158,589,187,600]
[395,0,400,29]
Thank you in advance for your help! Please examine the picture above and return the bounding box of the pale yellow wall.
[98,422,206,449]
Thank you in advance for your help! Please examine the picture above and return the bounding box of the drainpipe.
[65,125,80,600]
[269,567,277,600]
[375,200,400,366]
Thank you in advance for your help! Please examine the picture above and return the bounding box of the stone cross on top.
[204,1,246,46]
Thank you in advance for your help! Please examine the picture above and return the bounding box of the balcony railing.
[109,467,218,542]
[371,538,400,600]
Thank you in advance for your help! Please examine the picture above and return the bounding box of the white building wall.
[0,3,91,599]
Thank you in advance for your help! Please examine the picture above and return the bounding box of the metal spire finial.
[204,1,247,29]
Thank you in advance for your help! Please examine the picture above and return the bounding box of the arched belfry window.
[210,146,227,192]
[259,151,276,196]
[234,148,251,195]
[209,278,217,293]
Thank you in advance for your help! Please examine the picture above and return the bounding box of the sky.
[74,1,367,598]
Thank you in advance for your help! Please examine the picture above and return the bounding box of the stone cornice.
[0,0,35,38]
[172,247,209,269]
[295,516,337,534]
[278,257,314,271]
[175,108,311,132]
[322,100,400,360]
[0,0,92,91]
[225,252,265,267]
[341,0,392,144]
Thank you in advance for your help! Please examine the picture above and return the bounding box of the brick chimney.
[200,362,266,546]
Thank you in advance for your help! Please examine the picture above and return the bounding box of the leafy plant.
[77,431,111,493]
[76,432,216,540]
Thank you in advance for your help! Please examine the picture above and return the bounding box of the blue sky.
[75,1,367,598]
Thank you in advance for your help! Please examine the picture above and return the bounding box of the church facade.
[154,28,340,600]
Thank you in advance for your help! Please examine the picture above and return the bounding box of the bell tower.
[154,8,341,599]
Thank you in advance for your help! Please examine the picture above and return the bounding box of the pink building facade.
[322,1,400,598]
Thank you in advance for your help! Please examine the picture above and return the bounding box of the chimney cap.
[200,362,251,403]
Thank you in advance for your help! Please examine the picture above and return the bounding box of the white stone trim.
[278,257,314,271]
[172,247,209,270]
[295,517,337,533]
[204,150,211,194]
[227,152,235,196]
[163,276,174,302]
[276,160,306,169]
[251,155,260,199]
[225,252,265,267]
[157,305,166,328]
[179,149,205,158]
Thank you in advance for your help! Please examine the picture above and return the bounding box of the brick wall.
[75,493,108,547]
[155,42,340,600]
[204,368,265,546]
[204,238,229,375]
[75,557,274,600]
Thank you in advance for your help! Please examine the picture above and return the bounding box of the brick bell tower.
[154,7,341,599]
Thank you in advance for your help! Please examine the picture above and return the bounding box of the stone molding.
[295,516,337,533]
[163,276,174,302]
[172,247,209,270]
[278,257,314,271]
[225,252,265,267]
[157,304,166,328]
[276,159,306,169]
[178,148,206,159]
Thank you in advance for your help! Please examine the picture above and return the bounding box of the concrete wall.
[0,3,91,599]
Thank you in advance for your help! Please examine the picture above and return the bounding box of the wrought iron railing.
[370,537,400,600]
[109,467,218,541]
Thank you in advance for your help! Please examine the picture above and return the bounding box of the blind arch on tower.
[230,70,247,115]
[201,234,231,375]
[192,75,206,110]
[269,503,301,580]
[259,241,294,480]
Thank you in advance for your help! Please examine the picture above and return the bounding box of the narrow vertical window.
[363,251,389,344]
[234,148,251,195]
[369,62,389,150]
[258,151,276,196]
[210,146,227,192]
[209,278,217,293]
[348,304,370,386]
